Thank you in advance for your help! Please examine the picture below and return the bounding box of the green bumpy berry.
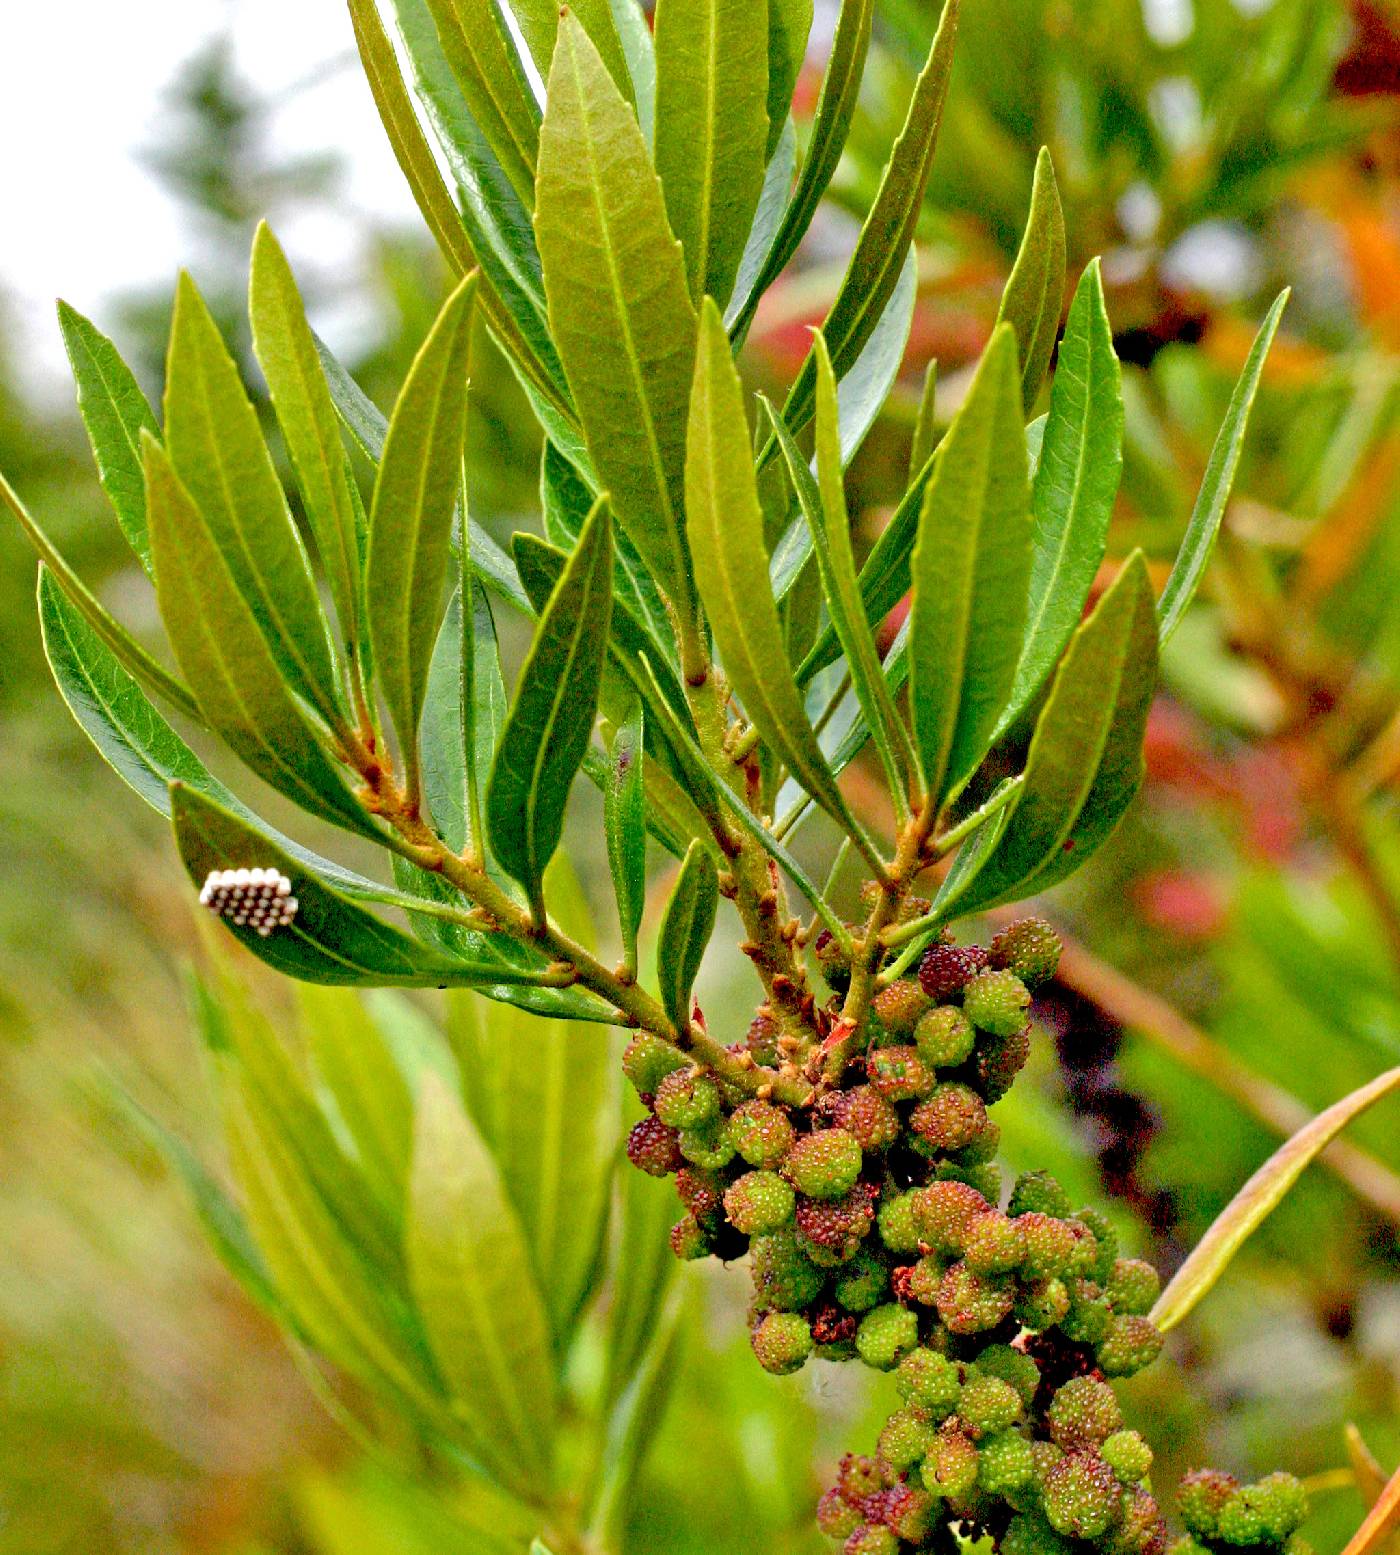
[974,1344,1040,1407]
[878,1407,936,1470]
[1009,1169,1072,1219]
[937,1261,1014,1334]
[868,1044,936,1102]
[1167,1541,1213,1555]
[1177,1469,1239,1539]
[1004,1513,1076,1555]
[1097,1313,1165,1377]
[1075,1205,1120,1281]
[1018,1213,1079,1279]
[751,1311,813,1375]
[1014,1276,1071,1329]
[976,1027,1031,1101]
[817,1488,862,1539]
[1224,1474,1309,1544]
[724,1171,796,1235]
[837,1454,883,1503]
[844,1526,897,1555]
[910,1083,989,1153]
[1114,1485,1168,1554]
[670,1216,711,1260]
[746,1011,781,1066]
[835,1251,888,1312]
[914,1005,976,1069]
[1041,1451,1121,1539]
[676,1166,722,1219]
[911,1180,989,1254]
[622,1034,686,1097]
[958,1161,1003,1202]
[750,1228,825,1311]
[905,1255,944,1307]
[1105,1257,1161,1316]
[1060,1279,1113,1345]
[1216,1489,1266,1546]
[895,1348,963,1418]
[678,1121,735,1169]
[884,1484,934,1542]
[958,1373,1022,1435]
[979,1430,1036,1494]
[855,1303,920,1371]
[877,1190,921,1254]
[962,968,1031,1036]
[1047,1377,1124,1450]
[963,1210,1026,1274]
[990,916,1062,987]
[654,1067,721,1128]
[1101,1430,1154,1484]
[871,977,932,1036]
[784,1128,863,1200]
[922,1427,980,1503]
[953,1119,1002,1167]
[837,1085,901,1151]
[728,1099,795,1167]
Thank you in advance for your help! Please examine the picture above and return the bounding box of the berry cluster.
[199,867,299,937]
[622,914,1311,1555]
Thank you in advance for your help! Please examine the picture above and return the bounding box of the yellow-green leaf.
[995,147,1066,412]
[657,840,718,1032]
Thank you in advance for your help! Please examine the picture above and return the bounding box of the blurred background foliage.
[7,0,1400,1550]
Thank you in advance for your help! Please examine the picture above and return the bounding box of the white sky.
[0,0,418,397]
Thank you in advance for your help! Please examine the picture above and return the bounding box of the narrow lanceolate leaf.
[145,441,377,839]
[686,302,876,865]
[657,841,719,1033]
[780,0,959,435]
[910,358,939,482]
[943,554,1159,919]
[422,590,469,852]
[164,272,344,730]
[172,785,532,987]
[57,301,160,577]
[995,148,1066,413]
[606,705,648,976]
[654,0,770,307]
[536,16,700,625]
[729,0,874,342]
[487,500,613,914]
[766,0,812,155]
[1157,289,1290,644]
[407,1074,556,1488]
[367,275,477,797]
[1153,1066,1400,1333]
[250,225,364,653]
[997,260,1123,738]
[422,0,540,206]
[909,326,1031,806]
[509,0,634,103]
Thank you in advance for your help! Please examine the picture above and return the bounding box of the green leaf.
[997,259,1123,738]
[421,0,540,206]
[908,325,1031,805]
[728,0,874,342]
[422,588,469,852]
[657,840,719,1032]
[1152,1066,1400,1332]
[510,0,634,104]
[56,300,160,577]
[367,275,478,797]
[536,15,699,624]
[164,272,345,730]
[779,0,958,435]
[1157,290,1290,644]
[145,441,377,837]
[407,1073,557,1486]
[685,301,878,868]
[944,553,1159,918]
[250,224,365,654]
[834,247,919,467]
[171,783,537,988]
[728,121,797,330]
[766,0,813,156]
[995,147,1066,413]
[606,705,648,977]
[654,0,770,307]
[910,359,939,481]
[487,499,613,914]
[608,0,657,142]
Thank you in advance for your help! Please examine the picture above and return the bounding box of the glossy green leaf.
[911,359,939,481]
[657,841,719,1033]
[487,499,613,914]
[422,588,469,853]
[766,0,813,155]
[686,301,876,866]
[1157,289,1290,644]
[606,705,648,977]
[779,0,958,435]
[250,224,364,652]
[995,147,1066,412]
[834,245,918,466]
[944,553,1159,918]
[407,1073,557,1486]
[728,0,874,341]
[654,0,770,307]
[909,325,1031,805]
[997,260,1123,738]
[171,784,537,988]
[57,300,160,577]
[609,0,657,141]
[536,16,699,622]
[145,441,377,837]
[367,276,477,796]
[728,121,797,330]
[1153,1066,1400,1332]
[510,0,634,103]
[422,0,540,206]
